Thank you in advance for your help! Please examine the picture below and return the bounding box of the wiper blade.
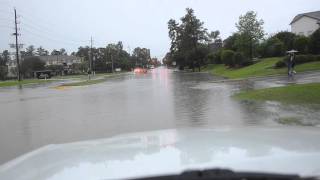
[133,168,317,180]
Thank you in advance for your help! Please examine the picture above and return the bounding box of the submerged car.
[0,127,320,179]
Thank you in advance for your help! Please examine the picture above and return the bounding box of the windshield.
[0,0,320,179]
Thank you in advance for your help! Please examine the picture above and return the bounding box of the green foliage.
[206,50,222,64]
[309,28,320,54]
[0,66,8,80]
[36,46,49,56]
[259,37,285,57]
[21,56,45,78]
[235,11,265,59]
[0,50,10,80]
[233,52,246,66]
[167,8,212,70]
[274,31,296,50]
[274,60,286,68]
[234,83,320,104]
[221,50,235,67]
[25,45,35,56]
[223,33,239,51]
[293,36,310,54]
[132,47,150,67]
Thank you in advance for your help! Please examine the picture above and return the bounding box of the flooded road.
[0,67,320,165]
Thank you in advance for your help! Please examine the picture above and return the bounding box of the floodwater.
[0,67,320,165]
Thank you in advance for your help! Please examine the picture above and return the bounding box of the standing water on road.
[0,67,319,164]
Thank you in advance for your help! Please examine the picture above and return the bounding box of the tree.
[21,56,45,78]
[36,46,49,56]
[51,49,61,56]
[274,31,296,51]
[294,36,310,54]
[132,47,150,67]
[258,37,285,57]
[25,45,35,56]
[221,50,235,67]
[233,52,246,66]
[0,50,9,80]
[59,48,67,55]
[167,8,209,70]
[309,28,320,54]
[223,33,239,51]
[235,11,265,59]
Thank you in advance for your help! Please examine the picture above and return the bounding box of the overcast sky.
[0,0,319,59]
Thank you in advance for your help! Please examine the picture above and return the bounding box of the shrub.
[275,60,286,68]
[233,52,246,66]
[221,50,235,67]
[293,36,310,54]
[258,37,286,58]
[274,54,320,68]
[21,56,45,78]
[274,31,296,50]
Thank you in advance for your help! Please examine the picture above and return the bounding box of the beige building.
[290,11,320,36]
[38,55,82,66]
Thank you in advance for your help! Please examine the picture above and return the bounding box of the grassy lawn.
[0,79,54,87]
[203,57,320,79]
[233,83,320,104]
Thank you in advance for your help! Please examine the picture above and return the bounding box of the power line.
[20,18,87,44]
[20,22,86,45]
[21,26,83,47]
[18,9,87,43]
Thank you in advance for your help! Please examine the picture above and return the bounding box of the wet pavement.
[0,67,320,165]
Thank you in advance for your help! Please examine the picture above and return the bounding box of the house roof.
[290,10,320,25]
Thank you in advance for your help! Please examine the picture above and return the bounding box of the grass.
[61,78,107,86]
[203,57,320,79]
[0,79,54,87]
[233,83,320,104]
[59,72,125,87]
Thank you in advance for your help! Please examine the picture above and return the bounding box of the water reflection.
[1,128,320,180]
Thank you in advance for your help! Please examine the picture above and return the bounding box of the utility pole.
[90,36,93,73]
[111,53,114,73]
[13,8,21,81]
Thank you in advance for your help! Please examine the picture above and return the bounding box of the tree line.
[164,8,320,70]
[0,41,160,80]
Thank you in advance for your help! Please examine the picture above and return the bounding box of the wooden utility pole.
[90,36,93,73]
[14,8,21,81]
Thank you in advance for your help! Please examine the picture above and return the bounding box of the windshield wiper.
[133,168,317,180]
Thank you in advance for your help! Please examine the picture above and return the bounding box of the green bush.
[233,52,246,66]
[221,50,235,67]
[275,60,286,68]
[274,31,296,50]
[293,36,310,54]
[21,56,45,78]
[309,29,320,54]
[275,54,320,68]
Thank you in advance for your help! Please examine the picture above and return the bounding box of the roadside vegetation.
[233,83,320,104]
[164,9,320,80]
[0,79,54,87]
[202,57,320,79]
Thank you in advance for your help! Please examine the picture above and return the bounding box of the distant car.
[34,70,52,79]
[38,73,49,79]
[150,65,155,69]
[134,67,147,74]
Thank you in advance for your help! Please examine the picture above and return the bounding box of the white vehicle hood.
[1,127,320,180]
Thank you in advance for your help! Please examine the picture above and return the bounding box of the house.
[290,10,320,36]
[38,55,82,66]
